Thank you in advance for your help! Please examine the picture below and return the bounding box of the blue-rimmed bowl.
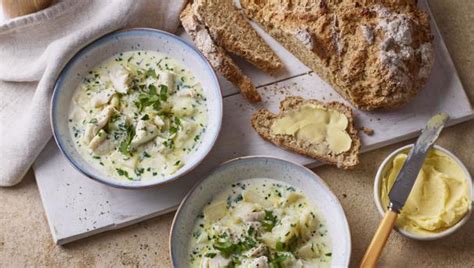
[170,156,352,267]
[51,28,223,189]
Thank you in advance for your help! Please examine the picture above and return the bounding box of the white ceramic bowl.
[51,28,223,189]
[170,156,351,267]
[374,144,473,240]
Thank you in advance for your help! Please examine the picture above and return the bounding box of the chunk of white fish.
[158,71,175,93]
[200,253,230,268]
[89,129,107,150]
[83,105,115,143]
[91,89,115,107]
[109,65,130,94]
[153,115,165,127]
[130,120,159,149]
[92,139,116,155]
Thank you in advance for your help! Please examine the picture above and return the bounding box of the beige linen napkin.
[0,0,187,186]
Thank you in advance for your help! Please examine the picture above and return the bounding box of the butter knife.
[360,112,449,268]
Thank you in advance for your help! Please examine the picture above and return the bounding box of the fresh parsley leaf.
[212,234,256,259]
[213,238,234,258]
[116,168,129,178]
[174,116,181,126]
[135,167,145,176]
[204,252,216,258]
[247,226,255,237]
[118,122,135,157]
[275,240,284,251]
[145,68,157,79]
[135,92,160,112]
[148,84,157,95]
[269,252,289,268]
[160,85,168,101]
[261,210,278,232]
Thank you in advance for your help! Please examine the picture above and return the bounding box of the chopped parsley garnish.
[204,252,216,258]
[116,168,129,179]
[212,234,256,259]
[145,68,157,79]
[148,84,157,95]
[275,235,298,253]
[261,210,278,232]
[135,92,160,112]
[135,168,145,176]
[269,252,289,268]
[160,85,168,101]
[118,122,135,157]
[169,126,178,134]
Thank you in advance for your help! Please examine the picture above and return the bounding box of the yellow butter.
[270,103,352,154]
[381,149,471,234]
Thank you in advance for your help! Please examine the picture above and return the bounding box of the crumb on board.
[361,127,374,136]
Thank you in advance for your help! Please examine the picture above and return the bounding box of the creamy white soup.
[189,178,332,267]
[68,50,207,181]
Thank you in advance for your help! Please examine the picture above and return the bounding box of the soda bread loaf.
[241,0,434,110]
[180,4,261,102]
[252,96,360,169]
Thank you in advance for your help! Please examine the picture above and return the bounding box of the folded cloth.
[0,0,187,186]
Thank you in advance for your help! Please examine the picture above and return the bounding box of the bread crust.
[252,96,361,169]
[241,0,434,110]
[180,4,261,102]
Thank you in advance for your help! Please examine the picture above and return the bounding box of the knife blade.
[388,112,449,212]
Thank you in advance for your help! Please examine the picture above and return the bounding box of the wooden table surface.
[1,0,473,267]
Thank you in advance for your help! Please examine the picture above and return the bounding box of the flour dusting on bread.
[241,0,435,110]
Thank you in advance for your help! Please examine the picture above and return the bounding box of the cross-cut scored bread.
[193,0,282,73]
[252,96,360,169]
[241,0,434,110]
[180,4,261,102]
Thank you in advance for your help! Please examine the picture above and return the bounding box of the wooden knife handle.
[360,209,398,268]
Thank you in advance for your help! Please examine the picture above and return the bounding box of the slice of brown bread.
[241,0,434,110]
[180,4,261,102]
[192,0,282,73]
[252,96,360,169]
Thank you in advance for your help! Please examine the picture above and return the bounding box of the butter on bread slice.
[180,4,261,102]
[252,96,360,169]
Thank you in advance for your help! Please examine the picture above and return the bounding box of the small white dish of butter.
[374,144,473,240]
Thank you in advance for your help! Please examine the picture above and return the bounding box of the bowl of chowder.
[170,156,351,267]
[51,29,222,188]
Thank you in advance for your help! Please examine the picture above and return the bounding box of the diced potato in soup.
[68,50,207,181]
[189,179,332,267]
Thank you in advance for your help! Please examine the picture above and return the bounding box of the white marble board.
[33,0,473,245]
